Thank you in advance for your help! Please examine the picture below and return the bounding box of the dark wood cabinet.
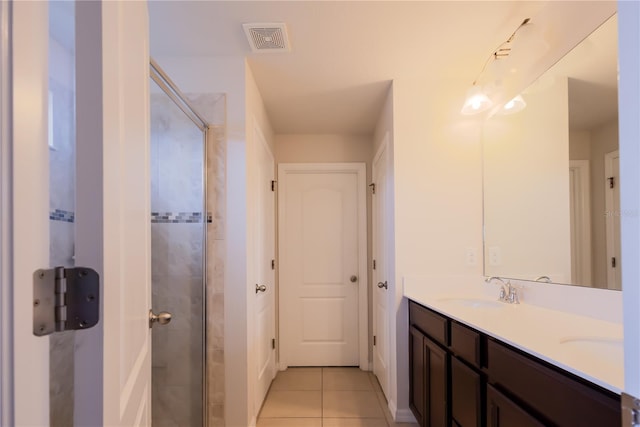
[487,384,545,427]
[409,324,449,427]
[410,326,426,426]
[408,300,621,427]
[424,335,448,427]
[451,357,482,427]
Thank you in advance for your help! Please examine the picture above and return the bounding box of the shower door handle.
[149,310,172,328]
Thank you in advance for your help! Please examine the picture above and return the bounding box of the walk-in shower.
[150,60,209,427]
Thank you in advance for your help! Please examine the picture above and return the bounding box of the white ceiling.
[148,1,547,135]
[149,1,543,134]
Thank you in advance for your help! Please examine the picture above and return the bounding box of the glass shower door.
[150,77,206,427]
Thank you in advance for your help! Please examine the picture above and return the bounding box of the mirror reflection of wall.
[483,14,620,290]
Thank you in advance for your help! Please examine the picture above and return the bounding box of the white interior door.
[278,163,367,368]
[604,150,621,290]
[372,138,391,398]
[7,2,152,425]
[254,122,276,413]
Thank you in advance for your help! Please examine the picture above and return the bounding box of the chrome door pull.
[149,310,172,328]
[350,275,358,283]
[255,284,267,293]
[377,281,388,290]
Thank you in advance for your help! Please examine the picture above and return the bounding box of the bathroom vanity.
[407,296,621,427]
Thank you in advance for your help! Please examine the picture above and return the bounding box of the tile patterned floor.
[257,367,419,427]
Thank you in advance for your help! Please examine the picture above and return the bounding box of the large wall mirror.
[483,14,620,290]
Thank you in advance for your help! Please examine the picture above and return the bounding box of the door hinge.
[622,393,640,427]
[373,259,376,270]
[612,257,617,268]
[271,180,276,191]
[272,338,276,349]
[369,183,376,194]
[608,176,615,189]
[33,266,100,336]
[271,259,275,270]
[373,335,376,346]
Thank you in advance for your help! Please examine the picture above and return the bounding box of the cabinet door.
[487,384,545,427]
[425,336,448,427]
[451,357,482,427]
[410,326,426,427]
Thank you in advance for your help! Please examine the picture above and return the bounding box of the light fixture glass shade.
[461,85,492,115]
[498,94,526,115]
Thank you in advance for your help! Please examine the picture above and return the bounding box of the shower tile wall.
[187,93,227,427]
[151,91,206,427]
[49,34,76,427]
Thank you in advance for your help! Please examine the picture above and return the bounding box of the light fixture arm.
[472,18,532,85]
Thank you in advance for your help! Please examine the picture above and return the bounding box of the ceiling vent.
[242,23,291,53]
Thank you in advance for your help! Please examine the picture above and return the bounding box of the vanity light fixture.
[461,85,493,115]
[461,18,531,115]
[498,94,527,115]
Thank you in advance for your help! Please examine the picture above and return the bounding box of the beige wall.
[570,130,592,161]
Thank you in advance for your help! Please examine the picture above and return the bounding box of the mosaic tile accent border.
[151,212,203,223]
[50,209,75,223]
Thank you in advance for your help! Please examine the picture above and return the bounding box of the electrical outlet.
[465,247,478,266]
[489,246,502,266]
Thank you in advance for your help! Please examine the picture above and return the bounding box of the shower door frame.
[149,58,210,427]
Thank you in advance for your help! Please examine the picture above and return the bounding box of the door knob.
[377,281,388,290]
[350,275,358,283]
[149,310,172,328]
[256,284,267,293]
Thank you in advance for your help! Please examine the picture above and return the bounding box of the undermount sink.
[436,297,505,309]
[559,337,623,359]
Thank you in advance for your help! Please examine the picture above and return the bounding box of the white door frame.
[604,150,620,290]
[0,0,14,423]
[4,2,51,424]
[568,160,592,286]
[277,162,368,370]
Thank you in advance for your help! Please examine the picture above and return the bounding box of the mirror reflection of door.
[604,150,621,290]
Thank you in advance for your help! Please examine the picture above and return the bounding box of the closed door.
[372,139,391,397]
[254,123,276,412]
[8,1,152,426]
[278,163,366,367]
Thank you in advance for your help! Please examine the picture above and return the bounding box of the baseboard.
[387,399,398,420]
[392,405,417,424]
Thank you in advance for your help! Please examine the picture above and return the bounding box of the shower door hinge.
[271,259,275,270]
[622,393,640,426]
[272,338,276,349]
[271,180,276,191]
[612,257,617,268]
[608,176,616,189]
[33,266,100,336]
[373,335,376,346]
[369,183,376,194]
[373,259,376,270]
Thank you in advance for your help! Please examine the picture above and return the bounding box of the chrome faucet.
[485,276,519,304]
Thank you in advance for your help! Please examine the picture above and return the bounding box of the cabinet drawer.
[409,301,448,346]
[487,339,621,427]
[450,321,481,367]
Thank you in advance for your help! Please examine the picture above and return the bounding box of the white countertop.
[404,281,624,394]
